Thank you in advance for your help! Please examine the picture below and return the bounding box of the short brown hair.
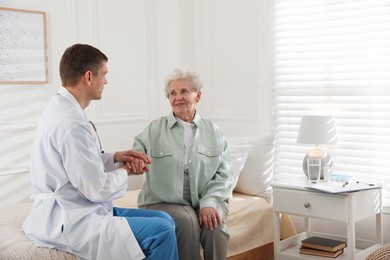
[59,44,108,87]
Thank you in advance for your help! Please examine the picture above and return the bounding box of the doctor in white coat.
[23,43,179,260]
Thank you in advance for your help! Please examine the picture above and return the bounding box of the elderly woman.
[133,69,232,260]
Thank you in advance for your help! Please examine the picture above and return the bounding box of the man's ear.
[84,71,93,86]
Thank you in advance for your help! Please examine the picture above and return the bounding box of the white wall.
[0,0,273,205]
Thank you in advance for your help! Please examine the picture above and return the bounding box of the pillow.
[228,144,252,194]
[227,135,275,201]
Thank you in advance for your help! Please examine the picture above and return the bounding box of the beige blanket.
[0,203,76,259]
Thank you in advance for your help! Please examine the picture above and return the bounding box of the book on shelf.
[299,246,344,258]
[301,236,347,252]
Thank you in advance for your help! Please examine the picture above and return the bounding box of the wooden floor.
[227,242,274,260]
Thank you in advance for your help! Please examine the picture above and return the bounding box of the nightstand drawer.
[273,188,348,221]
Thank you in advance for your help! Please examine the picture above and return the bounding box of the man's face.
[90,62,108,100]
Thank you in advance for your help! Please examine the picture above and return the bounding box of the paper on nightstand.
[306,181,381,194]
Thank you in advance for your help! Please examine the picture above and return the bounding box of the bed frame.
[228,243,274,260]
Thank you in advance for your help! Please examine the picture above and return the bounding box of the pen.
[356,181,375,186]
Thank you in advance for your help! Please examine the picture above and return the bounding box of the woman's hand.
[115,150,152,174]
[199,207,221,230]
[125,158,150,175]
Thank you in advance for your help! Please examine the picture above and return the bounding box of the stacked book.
[299,236,347,258]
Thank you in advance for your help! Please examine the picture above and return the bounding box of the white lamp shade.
[297,116,337,145]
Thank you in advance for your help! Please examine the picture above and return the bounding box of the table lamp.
[297,116,337,178]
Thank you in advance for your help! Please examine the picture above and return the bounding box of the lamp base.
[302,148,333,179]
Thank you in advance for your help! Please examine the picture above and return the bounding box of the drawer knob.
[304,202,311,208]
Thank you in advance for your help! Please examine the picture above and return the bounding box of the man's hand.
[114,150,152,164]
[124,158,150,175]
[115,150,152,174]
[199,207,221,231]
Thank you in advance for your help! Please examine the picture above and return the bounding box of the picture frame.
[0,7,48,84]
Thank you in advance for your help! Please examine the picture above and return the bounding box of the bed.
[0,135,297,259]
[0,192,295,260]
[114,189,296,260]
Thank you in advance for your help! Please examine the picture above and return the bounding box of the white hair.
[164,69,203,98]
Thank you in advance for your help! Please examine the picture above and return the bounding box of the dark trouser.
[142,203,229,260]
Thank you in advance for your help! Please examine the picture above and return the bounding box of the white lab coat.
[23,87,145,260]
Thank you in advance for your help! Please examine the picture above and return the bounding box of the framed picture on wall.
[0,7,48,84]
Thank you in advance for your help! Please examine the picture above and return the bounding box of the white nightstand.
[272,179,383,260]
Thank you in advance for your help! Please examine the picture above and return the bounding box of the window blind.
[272,0,390,207]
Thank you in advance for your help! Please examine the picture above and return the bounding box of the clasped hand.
[114,150,152,175]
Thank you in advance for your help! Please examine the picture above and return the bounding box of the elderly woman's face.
[168,79,201,122]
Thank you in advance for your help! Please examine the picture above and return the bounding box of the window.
[272,0,390,207]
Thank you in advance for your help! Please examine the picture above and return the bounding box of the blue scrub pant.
[113,207,178,260]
